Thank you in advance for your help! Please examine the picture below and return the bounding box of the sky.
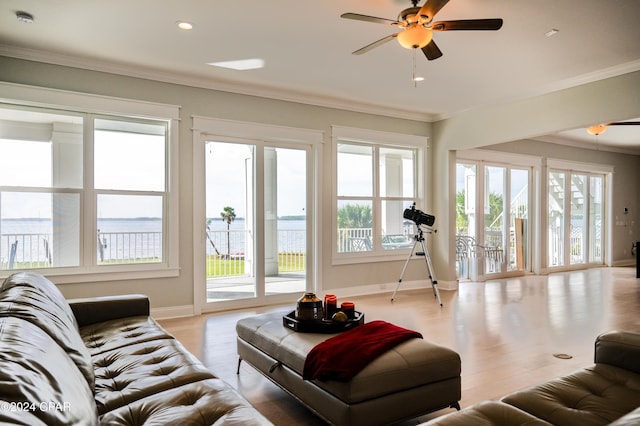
[0,132,164,219]
[3,132,416,221]
[0,135,308,221]
[205,141,307,219]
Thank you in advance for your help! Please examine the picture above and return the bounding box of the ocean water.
[1,218,306,261]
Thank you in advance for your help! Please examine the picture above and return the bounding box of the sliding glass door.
[205,141,308,303]
[263,147,307,296]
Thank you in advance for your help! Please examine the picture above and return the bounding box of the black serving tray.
[283,311,364,333]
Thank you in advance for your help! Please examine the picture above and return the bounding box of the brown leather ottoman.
[236,312,461,426]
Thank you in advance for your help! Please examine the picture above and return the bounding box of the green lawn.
[206,253,305,277]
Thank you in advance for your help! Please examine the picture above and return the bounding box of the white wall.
[0,56,430,310]
[1,56,639,311]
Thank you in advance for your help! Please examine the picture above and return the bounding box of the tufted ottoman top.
[237,312,461,404]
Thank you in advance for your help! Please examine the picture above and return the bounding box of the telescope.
[403,204,435,227]
[394,203,441,306]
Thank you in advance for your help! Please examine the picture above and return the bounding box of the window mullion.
[83,114,96,268]
[373,146,380,251]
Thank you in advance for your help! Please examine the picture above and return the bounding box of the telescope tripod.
[391,227,442,307]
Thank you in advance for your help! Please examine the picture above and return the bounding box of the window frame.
[331,125,427,265]
[0,82,180,283]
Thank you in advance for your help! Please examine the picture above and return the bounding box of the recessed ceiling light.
[207,59,265,71]
[16,11,34,24]
[545,28,559,38]
[177,21,193,30]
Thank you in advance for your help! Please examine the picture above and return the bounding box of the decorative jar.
[296,292,324,321]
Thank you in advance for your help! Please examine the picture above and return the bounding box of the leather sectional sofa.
[0,271,272,425]
[420,330,640,425]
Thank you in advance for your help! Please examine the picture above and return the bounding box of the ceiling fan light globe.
[397,25,432,49]
[587,124,607,136]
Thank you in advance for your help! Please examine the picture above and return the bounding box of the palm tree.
[337,204,372,229]
[220,206,236,258]
[456,191,468,233]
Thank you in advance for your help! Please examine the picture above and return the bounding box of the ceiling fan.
[586,121,640,135]
[341,0,503,60]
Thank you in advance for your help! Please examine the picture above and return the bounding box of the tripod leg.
[419,239,443,307]
[391,240,418,302]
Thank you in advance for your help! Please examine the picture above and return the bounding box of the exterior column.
[51,122,82,267]
[264,148,278,276]
[384,154,404,237]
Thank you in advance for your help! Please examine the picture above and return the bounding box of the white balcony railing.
[3,226,421,273]
[1,234,51,269]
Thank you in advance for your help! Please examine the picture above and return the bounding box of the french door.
[203,139,311,306]
[456,161,530,280]
[548,171,604,268]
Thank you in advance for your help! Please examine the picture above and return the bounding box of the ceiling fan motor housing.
[399,7,429,24]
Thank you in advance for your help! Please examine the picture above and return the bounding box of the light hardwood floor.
[159,267,640,425]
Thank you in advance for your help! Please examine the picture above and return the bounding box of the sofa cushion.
[93,339,215,414]
[0,271,95,388]
[419,401,552,425]
[502,364,640,426]
[80,315,174,356]
[0,405,48,425]
[596,330,640,375]
[0,272,79,328]
[0,317,98,425]
[608,407,640,426]
[98,378,273,425]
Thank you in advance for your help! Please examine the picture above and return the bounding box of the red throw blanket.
[302,320,422,381]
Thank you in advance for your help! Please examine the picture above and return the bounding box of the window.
[94,119,167,265]
[0,84,178,280]
[332,126,425,262]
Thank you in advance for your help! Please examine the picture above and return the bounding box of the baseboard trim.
[152,280,459,319]
[612,260,635,267]
[321,279,458,299]
[151,304,194,320]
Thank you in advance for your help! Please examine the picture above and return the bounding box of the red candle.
[324,294,337,320]
[340,301,355,319]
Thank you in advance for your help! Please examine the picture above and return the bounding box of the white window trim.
[0,82,180,283]
[331,125,427,265]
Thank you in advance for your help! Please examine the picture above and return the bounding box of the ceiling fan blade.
[431,19,503,31]
[607,121,640,126]
[417,0,450,23]
[421,40,443,60]
[352,34,399,55]
[340,13,399,26]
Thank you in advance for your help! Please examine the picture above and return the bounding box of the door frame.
[457,149,541,280]
[191,116,323,314]
[545,158,613,272]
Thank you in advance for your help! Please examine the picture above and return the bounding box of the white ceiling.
[1,0,640,151]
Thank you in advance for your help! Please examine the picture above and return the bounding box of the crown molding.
[430,59,640,122]
[533,134,640,156]
[0,45,435,123]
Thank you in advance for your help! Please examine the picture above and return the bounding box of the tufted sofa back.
[0,272,99,425]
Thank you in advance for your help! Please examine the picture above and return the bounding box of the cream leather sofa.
[421,330,640,425]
